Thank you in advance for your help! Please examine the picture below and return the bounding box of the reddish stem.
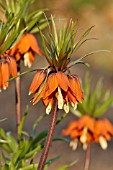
[84,144,91,170]
[38,100,58,170]
[15,62,21,135]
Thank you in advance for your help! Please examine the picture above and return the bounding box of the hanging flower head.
[7,33,44,68]
[29,17,95,114]
[62,115,113,150]
[94,119,113,150]
[29,69,83,114]
[62,75,113,150]
[62,115,95,150]
[0,54,17,91]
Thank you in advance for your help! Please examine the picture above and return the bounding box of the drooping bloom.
[0,33,43,91]
[29,68,83,114]
[29,19,87,114]
[62,115,113,150]
[7,33,43,67]
[62,115,95,150]
[94,119,113,150]
[0,53,17,91]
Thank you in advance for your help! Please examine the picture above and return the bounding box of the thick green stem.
[38,100,58,170]
[84,144,91,170]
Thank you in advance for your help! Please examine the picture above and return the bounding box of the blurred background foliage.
[29,0,113,78]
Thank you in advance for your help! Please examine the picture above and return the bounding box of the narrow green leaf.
[56,160,78,170]
[31,130,48,147]
[18,106,29,140]
[8,69,38,82]
[19,164,38,170]
[6,132,18,152]
[44,155,61,169]
[93,97,113,117]
[56,112,68,125]
[51,15,58,52]
[25,144,41,159]
[68,50,111,69]
[31,114,46,137]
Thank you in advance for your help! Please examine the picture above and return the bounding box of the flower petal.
[1,62,10,89]
[62,120,78,136]
[29,70,46,94]
[18,34,30,53]
[0,64,2,90]
[68,75,83,103]
[7,57,17,76]
[78,115,95,132]
[44,73,58,98]
[103,119,113,135]
[56,71,69,91]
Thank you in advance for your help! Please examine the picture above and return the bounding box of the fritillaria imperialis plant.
[28,16,100,170]
[62,75,113,170]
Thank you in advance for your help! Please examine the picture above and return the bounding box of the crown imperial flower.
[7,33,43,68]
[0,54,17,91]
[28,18,91,114]
[29,68,83,114]
[62,115,113,150]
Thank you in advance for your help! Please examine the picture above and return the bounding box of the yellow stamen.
[99,136,108,150]
[64,102,69,113]
[69,138,78,150]
[80,127,87,144]
[46,103,52,115]
[24,53,31,68]
[71,102,75,107]
[83,143,88,150]
[29,92,31,95]
[58,87,64,109]
[3,86,7,90]
[74,103,78,110]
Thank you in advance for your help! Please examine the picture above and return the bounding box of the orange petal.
[18,33,43,56]
[78,115,95,132]
[103,119,113,135]
[62,120,78,136]
[87,133,93,142]
[56,72,69,91]
[67,90,77,104]
[27,34,44,56]
[43,93,54,106]
[68,75,83,103]
[15,52,21,61]
[31,92,43,105]
[31,84,46,105]
[18,34,30,53]
[8,43,18,56]
[1,62,10,89]
[7,57,17,76]
[0,64,2,90]
[94,120,104,135]
[104,133,111,141]
[70,129,79,139]
[29,70,46,94]
[44,73,58,98]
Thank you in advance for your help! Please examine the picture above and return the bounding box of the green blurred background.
[0,0,113,169]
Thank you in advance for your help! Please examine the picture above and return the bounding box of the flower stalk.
[15,61,21,135]
[84,143,91,170]
[38,99,58,170]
